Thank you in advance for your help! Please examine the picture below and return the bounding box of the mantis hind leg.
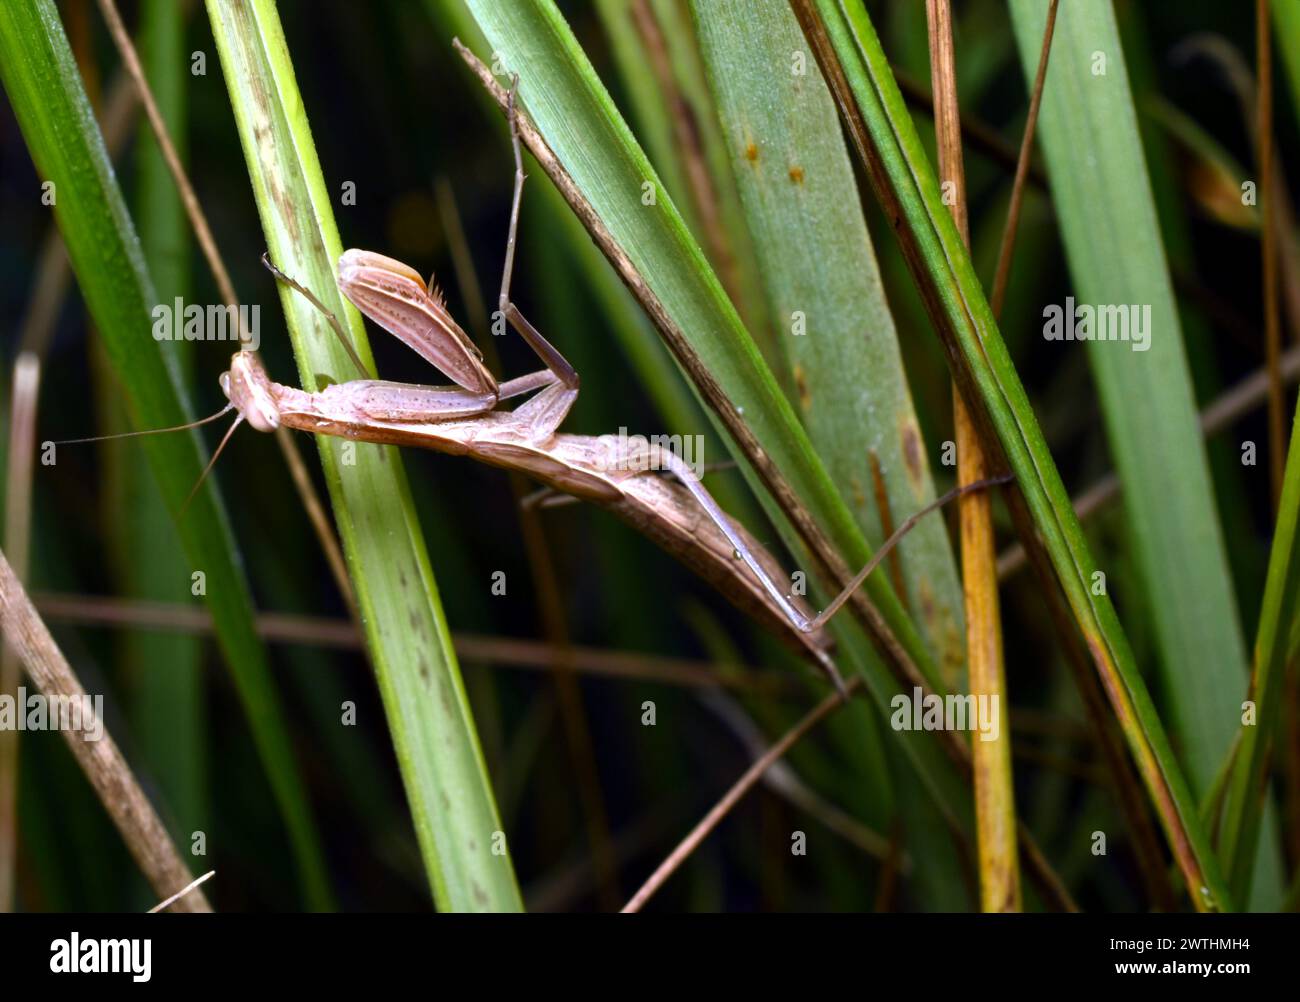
[510,380,579,441]
[495,76,580,394]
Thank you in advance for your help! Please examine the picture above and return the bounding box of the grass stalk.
[204,0,523,911]
[924,0,1020,913]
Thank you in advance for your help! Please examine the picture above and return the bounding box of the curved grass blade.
[690,0,966,680]
[0,0,333,910]
[1006,0,1249,813]
[791,0,1229,910]
[118,0,207,844]
[204,0,522,912]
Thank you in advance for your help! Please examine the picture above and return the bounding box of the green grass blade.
[1273,0,1300,128]
[0,0,332,909]
[641,0,774,344]
[426,0,748,518]
[121,0,207,841]
[592,0,702,252]
[795,0,1229,909]
[1007,0,1249,804]
[1221,394,1300,900]
[204,0,522,912]
[1011,0,1285,910]
[691,0,966,680]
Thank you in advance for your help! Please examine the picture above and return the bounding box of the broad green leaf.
[119,0,207,845]
[690,0,969,907]
[1007,0,1250,798]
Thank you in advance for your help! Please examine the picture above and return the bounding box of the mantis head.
[220,350,280,432]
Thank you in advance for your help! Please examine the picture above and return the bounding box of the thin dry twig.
[891,64,1047,189]
[700,688,898,864]
[988,1,1056,319]
[31,590,797,693]
[622,678,863,912]
[0,548,209,911]
[148,868,215,913]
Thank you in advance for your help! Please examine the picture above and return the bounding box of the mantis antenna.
[51,401,234,445]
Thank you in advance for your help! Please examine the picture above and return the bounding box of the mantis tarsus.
[88,80,1008,692]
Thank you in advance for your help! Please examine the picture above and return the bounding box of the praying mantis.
[94,82,1005,691]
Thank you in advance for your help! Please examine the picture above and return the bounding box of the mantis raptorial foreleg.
[261,253,370,381]
[261,85,579,439]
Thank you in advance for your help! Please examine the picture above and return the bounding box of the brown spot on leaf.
[793,363,811,411]
[789,165,805,184]
[916,579,936,626]
[899,419,925,494]
[869,451,907,610]
[744,140,759,162]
